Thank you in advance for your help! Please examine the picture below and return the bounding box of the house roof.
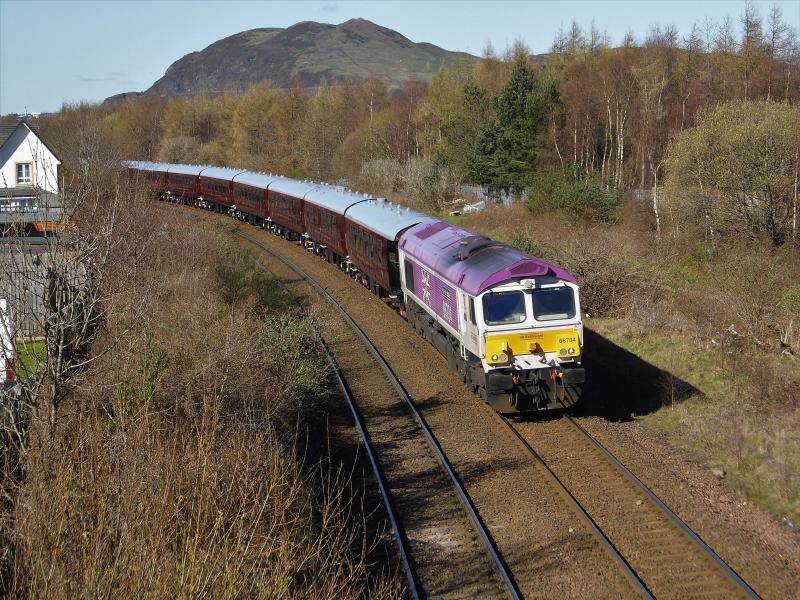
[0,120,61,163]
[0,122,22,149]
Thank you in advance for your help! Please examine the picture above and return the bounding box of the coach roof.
[166,164,207,176]
[304,185,368,215]
[268,178,317,199]
[345,198,433,241]
[125,160,173,171]
[199,166,246,180]
[232,171,284,189]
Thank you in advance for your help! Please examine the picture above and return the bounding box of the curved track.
[250,253,421,597]
[239,229,521,599]
[240,225,761,599]
[319,338,420,598]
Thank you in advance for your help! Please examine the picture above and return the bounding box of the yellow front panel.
[485,326,581,363]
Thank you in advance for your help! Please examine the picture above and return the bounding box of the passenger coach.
[198,166,245,213]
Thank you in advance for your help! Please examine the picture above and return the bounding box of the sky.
[1,0,798,114]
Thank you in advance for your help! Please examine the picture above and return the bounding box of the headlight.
[559,349,567,356]
[491,354,499,361]
[568,348,575,355]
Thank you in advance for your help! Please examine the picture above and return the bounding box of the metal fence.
[458,185,530,208]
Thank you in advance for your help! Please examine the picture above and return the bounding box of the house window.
[16,163,32,185]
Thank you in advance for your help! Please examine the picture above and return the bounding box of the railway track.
[238,229,520,599]
[239,224,760,599]
[319,337,420,598]
[508,410,761,599]
[193,209,763,599]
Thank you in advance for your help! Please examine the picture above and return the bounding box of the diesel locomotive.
[124,161,585,413]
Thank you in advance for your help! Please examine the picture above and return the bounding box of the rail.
[559,412,760,599]
[320,337,421,599]
[492,413,655,599]
[248,246,421,598]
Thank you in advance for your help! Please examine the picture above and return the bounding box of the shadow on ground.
[571,327,700,422]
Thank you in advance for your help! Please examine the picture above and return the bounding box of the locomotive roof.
[166,164,207,176]
[345,198,433,241]
[269,178,317,199]
[232,171,284,188]
[399,221,576,296]
[304,184,369,215]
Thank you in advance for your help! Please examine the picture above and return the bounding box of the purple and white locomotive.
[398,221,584,413]
[124,161,585,413]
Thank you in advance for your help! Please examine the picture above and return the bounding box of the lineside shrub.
[525,170,621,224]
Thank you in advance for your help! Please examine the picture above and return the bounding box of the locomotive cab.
[472,278,585,412]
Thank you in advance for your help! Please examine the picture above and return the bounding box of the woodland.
[1,4,798,596]
[43,4,800,246]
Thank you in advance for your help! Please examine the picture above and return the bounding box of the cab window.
[532,287,575,321]
[482,291,526,325]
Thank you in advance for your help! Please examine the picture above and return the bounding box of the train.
[123,161,585,414]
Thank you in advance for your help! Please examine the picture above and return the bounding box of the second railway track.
[238,228,516,598]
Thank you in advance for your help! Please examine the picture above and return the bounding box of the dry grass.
[1,199,403,598]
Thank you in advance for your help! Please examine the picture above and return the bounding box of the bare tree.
[1,122,156,448]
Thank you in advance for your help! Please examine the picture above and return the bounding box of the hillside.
[108,19,477,101]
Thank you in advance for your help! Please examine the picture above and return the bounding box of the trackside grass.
[1,193,404,598]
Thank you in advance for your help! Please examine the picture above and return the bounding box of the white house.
[0,121,63,232]
[0,120,61,195]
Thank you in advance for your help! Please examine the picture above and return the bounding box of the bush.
[782,286,800,321]
[525,169,621,223]
[505,229,554,261]
[357,157,462,212]
[663,100,800,247]
[556,238,644,317]
[506,229,643,318]
[1,201,392,598]
[215,247,303,317]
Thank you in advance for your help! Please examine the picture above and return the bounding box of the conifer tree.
[469,56,554,196]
